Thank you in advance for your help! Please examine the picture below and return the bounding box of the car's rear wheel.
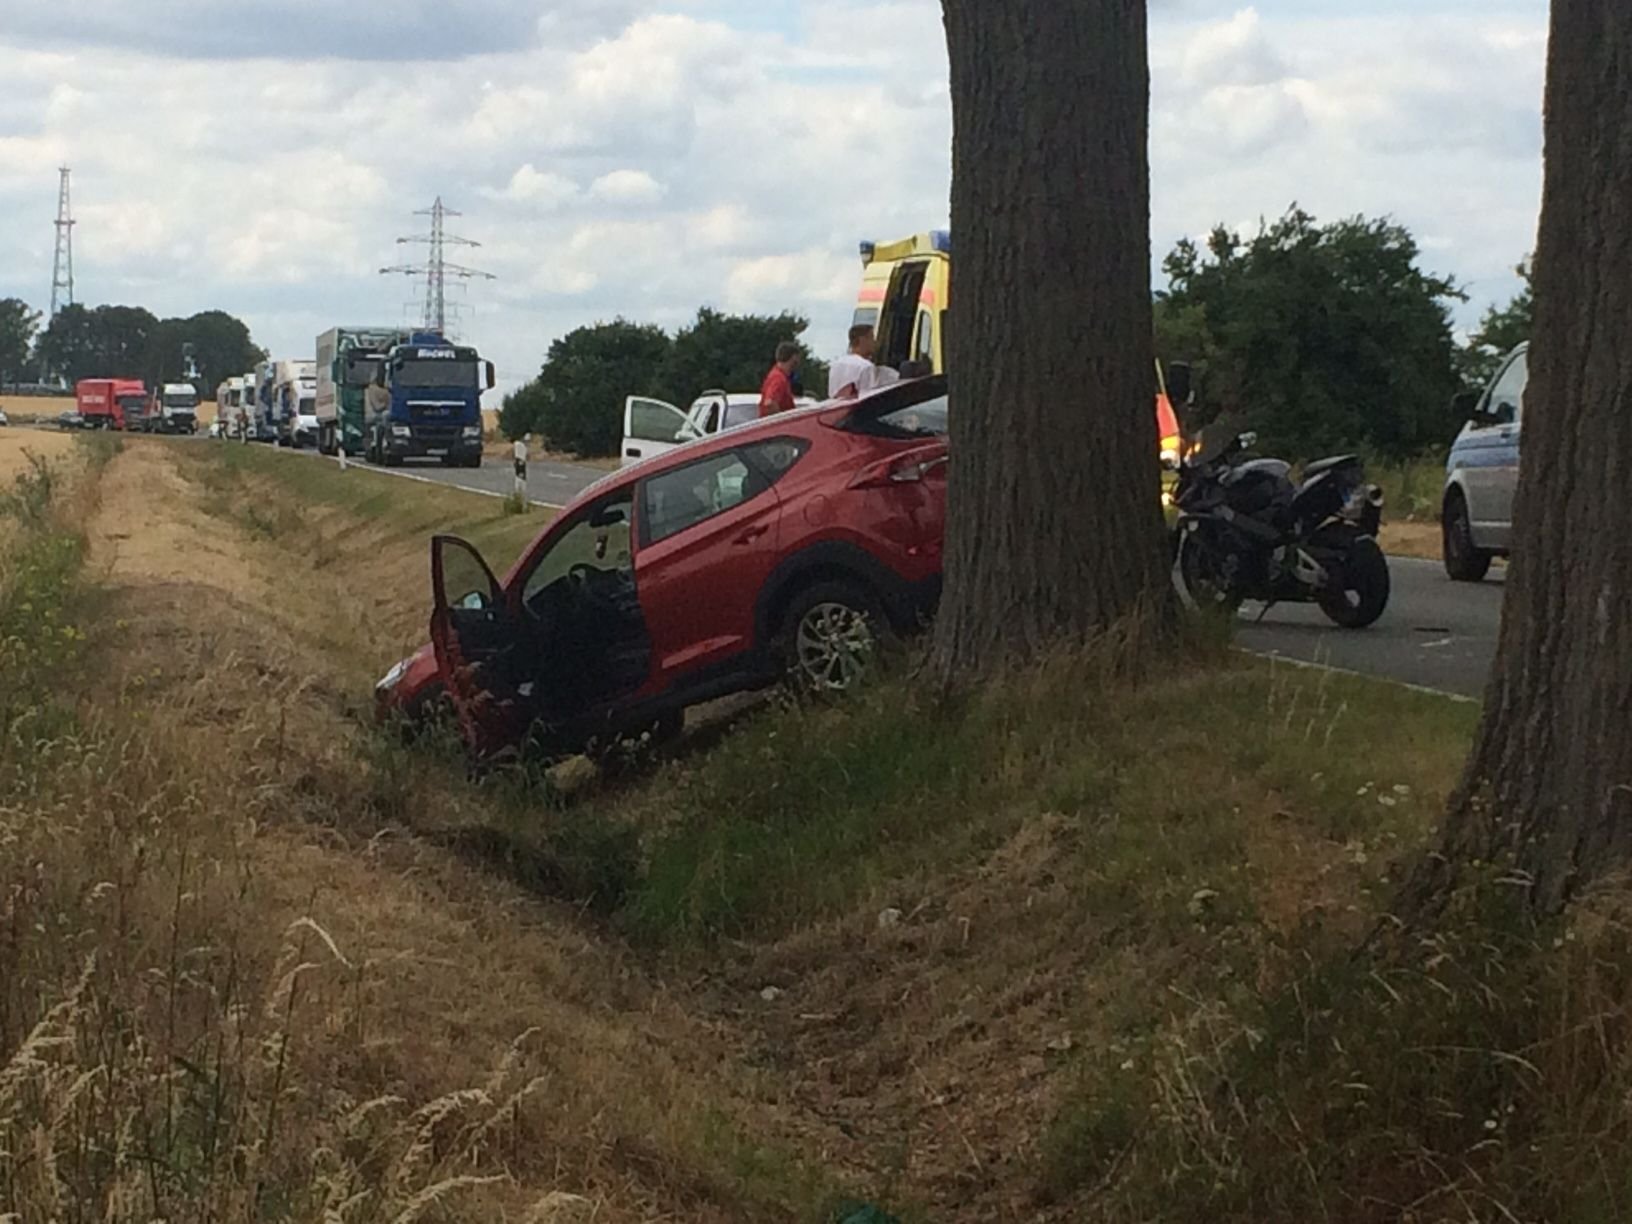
[1442,490,1492,582]
[777,580,890,695]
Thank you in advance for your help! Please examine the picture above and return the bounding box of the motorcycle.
[1171,428,1390,628]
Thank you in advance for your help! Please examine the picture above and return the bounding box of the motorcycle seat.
[1302,454,1360,479]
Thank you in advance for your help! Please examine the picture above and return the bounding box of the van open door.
[622,396,698,467]
[429,535,530,756]
[875,260,930,371]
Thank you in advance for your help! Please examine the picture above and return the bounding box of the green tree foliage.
[36,304,264,393]
[36,304,159,385]
[147,311,268,393]
[524,320,672,455]
[0,298,42,386]
[662,307,826,405]
[1159,207,1466,461]
[1459,257,1533,390]
[504,309,830,454]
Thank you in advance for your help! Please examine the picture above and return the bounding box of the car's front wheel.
[777,580,890,696]
[1442,490,1492,583]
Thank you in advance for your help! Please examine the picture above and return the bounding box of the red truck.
[75,378,149,431]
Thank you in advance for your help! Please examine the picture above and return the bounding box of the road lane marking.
[1240,648,1480,704]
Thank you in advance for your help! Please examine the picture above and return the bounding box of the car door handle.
[733,525,769,545]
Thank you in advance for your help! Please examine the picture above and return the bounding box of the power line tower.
[40,167,76,384]
[49,166,76,317]
[379,198,494,336]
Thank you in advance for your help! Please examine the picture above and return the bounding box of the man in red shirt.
[758,342,802,418]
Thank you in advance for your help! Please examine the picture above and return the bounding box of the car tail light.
[849,452,949,489]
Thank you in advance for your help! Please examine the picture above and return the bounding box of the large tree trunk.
[1429,0,1632,912]
[929,0,1169,682]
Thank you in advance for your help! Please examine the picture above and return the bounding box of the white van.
[621,389,817,467]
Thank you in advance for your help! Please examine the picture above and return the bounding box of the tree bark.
[1427,0,1632,912]
[929,0,1169,683]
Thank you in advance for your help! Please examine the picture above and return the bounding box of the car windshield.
[163,392,197,409]
[117,396,144,411]
[397,359,477,390]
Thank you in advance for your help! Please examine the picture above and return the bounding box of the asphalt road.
[1236,556,1503,699]
[300,445,611,506]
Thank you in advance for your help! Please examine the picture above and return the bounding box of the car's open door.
[429,535,531,757]
[622,396,697,467]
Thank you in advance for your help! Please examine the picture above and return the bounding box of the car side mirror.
[1452,389,1483,421]
[1166,361,1193,408]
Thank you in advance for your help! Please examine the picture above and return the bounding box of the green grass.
[1369,452,1447,522]
[612,639,1477,948]
[182,442,546,574]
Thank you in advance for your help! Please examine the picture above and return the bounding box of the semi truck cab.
[315,326,405,457]
[365,332,494,469]
[152,383,200,434]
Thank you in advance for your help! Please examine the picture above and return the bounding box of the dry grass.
[13,436,1582,1224]
[0,438,836,1221]
[0,427,77,481]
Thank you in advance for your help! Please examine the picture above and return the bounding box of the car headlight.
[375,658,409,694]
[462,425,481,439]
[391,425,411,438]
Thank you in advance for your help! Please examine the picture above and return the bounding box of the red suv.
[377,376,949,756]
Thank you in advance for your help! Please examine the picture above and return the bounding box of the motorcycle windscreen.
[429,535,531,757]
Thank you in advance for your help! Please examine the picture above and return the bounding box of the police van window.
[914,312,934,364]
[1487,351,1528,426]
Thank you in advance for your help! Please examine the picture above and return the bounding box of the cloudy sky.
[0,0,1547,397]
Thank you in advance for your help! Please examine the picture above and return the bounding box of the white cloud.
[590,170,668,206]
[0,0,1549,400]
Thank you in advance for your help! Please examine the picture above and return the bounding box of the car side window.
[521,491,634,613]
[742,438,811,483]
[642,451,770,546]
[914,312,934,363]
[722,401,758,430]
[1485,351,1528,427]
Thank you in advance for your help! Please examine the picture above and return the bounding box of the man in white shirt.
[828,324,884,400]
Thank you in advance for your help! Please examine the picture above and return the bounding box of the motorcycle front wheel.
[1317,537,1390,628]
[1173,530,1243,617]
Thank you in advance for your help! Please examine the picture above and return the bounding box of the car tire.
[1317,536,1391,629]
[776,579,892,696]
[1442,491,1492,583]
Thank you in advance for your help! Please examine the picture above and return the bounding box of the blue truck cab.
[364,332,494,469]
[1443,342,1526,582]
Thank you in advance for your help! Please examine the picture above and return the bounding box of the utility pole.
[379,198,494,336]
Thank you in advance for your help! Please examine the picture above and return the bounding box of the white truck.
[273,359,319,448]
[620,389,817,467]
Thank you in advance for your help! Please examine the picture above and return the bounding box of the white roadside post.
[337,425,347,472]
[513,434,529,503]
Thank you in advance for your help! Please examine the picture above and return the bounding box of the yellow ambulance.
[853,230,1184,465]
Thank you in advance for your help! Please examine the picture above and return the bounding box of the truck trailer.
[362,331,494,468]
[314,326,405,457]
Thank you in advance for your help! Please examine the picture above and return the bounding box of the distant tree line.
[0,299,266,398]
[1154,207,1532,463]
[499,308,829,455]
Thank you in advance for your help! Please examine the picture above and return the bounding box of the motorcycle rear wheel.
[1317,537,1390,628]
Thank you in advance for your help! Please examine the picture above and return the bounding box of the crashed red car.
[376,376,949,756]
